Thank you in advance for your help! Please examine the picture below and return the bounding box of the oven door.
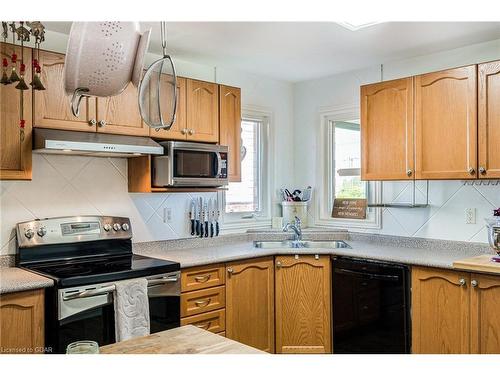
[49,272,180,353]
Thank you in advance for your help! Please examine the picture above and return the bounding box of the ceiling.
[44,22,500,82]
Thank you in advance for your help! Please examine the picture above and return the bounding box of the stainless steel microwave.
[152,141,229,187]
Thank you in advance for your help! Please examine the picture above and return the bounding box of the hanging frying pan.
[138,22,177,130]
[64,22,151,116]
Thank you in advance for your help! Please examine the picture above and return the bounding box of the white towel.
[114,278,150,342]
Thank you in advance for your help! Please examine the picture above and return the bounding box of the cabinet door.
[186,79,219,142]
[219,85,242,182]
[415,66,477,179]
[275,255,331,354]
[0,289,44,354]
[96,82,148,136]
[34,50,96,131]
[0,43,32,180]
[478,61,500,178]
[361,77,414,180]
[226,257,274,353]
[470,273,500,353]
[411,267,470,354]
[150,76,187,140]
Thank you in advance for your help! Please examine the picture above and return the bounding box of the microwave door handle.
[216,152,223,177]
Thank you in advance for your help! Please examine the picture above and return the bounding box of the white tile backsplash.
[0,154,216,255]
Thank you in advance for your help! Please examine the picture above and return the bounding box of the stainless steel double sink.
[253,240,351,249]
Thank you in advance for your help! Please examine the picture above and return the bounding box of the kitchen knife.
[190,199,196,236]
[215,198,220,237]
[204,201,209,237]
[199,197,204,238]
[195,197,201,236]
[209,198,215,238]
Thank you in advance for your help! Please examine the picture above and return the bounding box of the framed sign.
[332,198,367,220]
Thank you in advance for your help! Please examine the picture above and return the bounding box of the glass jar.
[66,340,100,354]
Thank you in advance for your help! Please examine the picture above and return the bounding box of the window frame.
[313,105,382,229]
[221,105,273,232]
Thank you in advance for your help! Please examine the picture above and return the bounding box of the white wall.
[0,31,294,255]
[293,38,500,243]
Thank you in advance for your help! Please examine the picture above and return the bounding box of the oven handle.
[62,275,180,301]
[334,268,400,282]
[215,152,222,177]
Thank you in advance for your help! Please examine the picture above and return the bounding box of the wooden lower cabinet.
[411,267,470,354]
[181,309,226,334]
[225,257,275,353]
[275,255,331,354]
[412,266,500,354]
[470,273,500,353]
[0,289,45,354]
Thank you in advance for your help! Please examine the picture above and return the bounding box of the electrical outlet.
[163,207,172,223]
[465,208,476,224]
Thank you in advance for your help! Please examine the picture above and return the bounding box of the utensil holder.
[281,201,308,228]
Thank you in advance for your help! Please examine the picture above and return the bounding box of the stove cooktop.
[22,254,180,287]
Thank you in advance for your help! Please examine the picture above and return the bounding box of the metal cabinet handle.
[98,120,107,127]
[459,278,466,287]
[188,129,195,135]
[406,169,413,177]
[276,261,282,268]
[468,167,475,175]
[471,279,478,288]
[195,321,211,330]
[479,167,486,175]
[88,119,97,126]
[194,298,211,307]
[227,268,233,274]
[181,128,188,135]
[194,274,211,283]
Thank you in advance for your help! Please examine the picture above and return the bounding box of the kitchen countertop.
[100,325,265,354]
[0,267,53,294]
[0,231,493,294]
[134,232,492,270]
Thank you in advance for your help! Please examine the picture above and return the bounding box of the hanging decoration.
[28,21,45,90]
[1,21,47,141]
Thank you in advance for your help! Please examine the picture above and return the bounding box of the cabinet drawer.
[181,286,226,317]
[181,309,226,333]
[181,264,225,292]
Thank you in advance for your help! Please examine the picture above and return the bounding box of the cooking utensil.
[215,198,220,237]
[190,200,196,236]
[292,189,302,201]
[199,197,204,238]
[209,199,215,238]
[138,22,177,130]
[64,22,151,116]
[195,198,201,236]
[204,201,209,238]
[302,186,312,202]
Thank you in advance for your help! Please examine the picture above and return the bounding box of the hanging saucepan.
[138,22,177,130]
[64,22,151,116]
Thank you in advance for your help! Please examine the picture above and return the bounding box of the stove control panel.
[17,216,132,248]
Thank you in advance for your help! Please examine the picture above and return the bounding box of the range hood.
[33,129,163,157]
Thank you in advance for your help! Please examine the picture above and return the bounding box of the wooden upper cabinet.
[225,257,274,353]
[0,43,32,180]
[275,255,331,354]
[150,76,187,140]
[470,273,500,354]
[411,267,470,354]
[478,60,500,179]
[96,83,148,136]
[219,85,242,182]
[0,289,44,354]
[186,79,219,143]
[34,50,96,132]
[361,77,414,180]
[415,65,477,179]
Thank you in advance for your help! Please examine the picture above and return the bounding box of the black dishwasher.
[332,257,411,354]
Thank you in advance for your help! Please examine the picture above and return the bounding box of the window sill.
[221,218,272,234]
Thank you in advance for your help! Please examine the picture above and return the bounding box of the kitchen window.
[315,108,381,229]
[223,109,272,230]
